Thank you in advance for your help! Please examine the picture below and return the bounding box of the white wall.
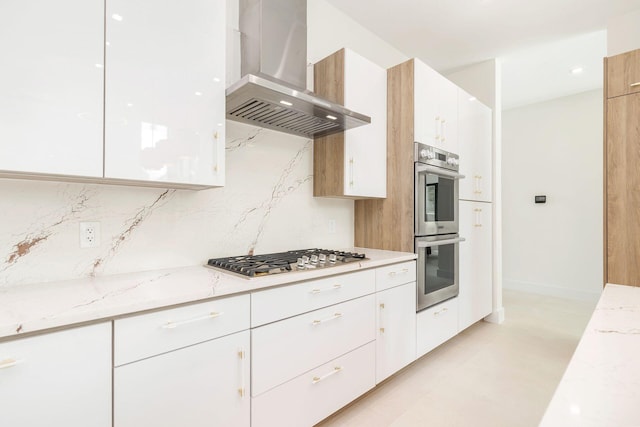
[502,89,603,301]
[607,9,640,56]
[447,60,504,323]
[0,0,406,287]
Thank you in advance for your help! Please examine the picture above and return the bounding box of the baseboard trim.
[503,279,602,302]
[484,307,505,324]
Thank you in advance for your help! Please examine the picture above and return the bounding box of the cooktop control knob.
[302,255,309,265]
[310,254,319,264]
[318,253,327,264]
[297,258,305,269]
[328,253,337,264]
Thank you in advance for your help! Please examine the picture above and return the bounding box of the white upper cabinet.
[313,48,386,199]
[0,0,104,177]
[343,49,387,198]
[414,59,458,153]
[458,89,492,202]
[104,0,225,187]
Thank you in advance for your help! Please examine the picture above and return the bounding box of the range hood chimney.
[226,0,371,138]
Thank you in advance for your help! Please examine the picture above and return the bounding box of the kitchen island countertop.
[0,247,416,341]
[540,283,640,426]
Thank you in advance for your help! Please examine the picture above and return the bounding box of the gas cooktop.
[206,248,367,278]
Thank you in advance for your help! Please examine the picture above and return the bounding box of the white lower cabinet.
[114,330,250,427]
[0,323,112,427]
[251,294,376,396]
[252,342,376,427]
[416,297,459,358]
[376,282,416,383]
[458,201,493,331]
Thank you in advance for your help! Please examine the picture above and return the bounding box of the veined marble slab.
[540,283,640,426]
[0,248,416,340]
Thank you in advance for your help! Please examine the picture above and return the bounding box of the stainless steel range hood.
[226,0,371,138]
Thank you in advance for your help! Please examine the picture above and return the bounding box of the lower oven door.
[416,234,464,312]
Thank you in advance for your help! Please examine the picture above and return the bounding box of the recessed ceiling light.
[280,100,293,106]
[95,63,103,68]
[571,67,584,75]
[326,115,337,120]
[195,91,202,96]
[468,96,477,102]
[213,77,221,83]
[112,14,123,21]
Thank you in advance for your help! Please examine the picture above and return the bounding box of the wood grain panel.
[313,49,345,197]
[606,49,640,99]
[355,59,415,252]
[606,93,640,286]
[603,57,608,286]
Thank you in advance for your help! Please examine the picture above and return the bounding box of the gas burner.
[206,249,366,277]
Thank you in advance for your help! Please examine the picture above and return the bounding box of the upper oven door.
[415,163,463,236]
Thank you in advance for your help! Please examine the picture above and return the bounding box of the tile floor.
[317,289,598,427]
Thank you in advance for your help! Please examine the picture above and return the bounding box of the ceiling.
[323,0,640,109]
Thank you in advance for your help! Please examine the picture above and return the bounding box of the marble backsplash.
[0,121,354,287]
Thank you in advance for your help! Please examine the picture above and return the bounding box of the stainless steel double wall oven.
[414,143,464,312]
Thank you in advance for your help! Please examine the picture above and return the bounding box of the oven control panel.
[415,142,459,171]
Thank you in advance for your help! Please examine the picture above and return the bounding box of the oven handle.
[416,164,465,180]
[416,237,466,248]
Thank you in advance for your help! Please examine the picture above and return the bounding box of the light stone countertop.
[0,248,416,341]
[540,283,640,426]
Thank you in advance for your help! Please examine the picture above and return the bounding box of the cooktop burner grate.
[207,248,366,277]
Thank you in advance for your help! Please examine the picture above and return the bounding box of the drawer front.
[252,342,376,427]
[251,269,375,327]
[251,294,375,396]
[375,261,417,292]
[416,297,459,358]
[607,49,640,98]
[115,294,250,366]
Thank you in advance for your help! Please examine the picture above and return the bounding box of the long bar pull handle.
[435,116,441,140]
[473,175,482,194]
[309,284,342,294]
[474,208,483,227]
[237,350,246,398]
[349,157,354,187]
[388,268,409,277]
[312,312,342,326]
[0,358,23,369]
[312,366,343,384]
[161,311,224,329]
[630,82,640,88]
[434,307,449,316]
[441,119,446,142]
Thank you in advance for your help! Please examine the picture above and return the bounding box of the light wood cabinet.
[0,0,104,178]
[0,323,112,427]
[604,48,640,287]
[605,92,640,286]
[458,89,493,202]
[313,48,387,199]
[606,49,640,99]
[114,330,250,427]
[376,282,416,383]
[458,201,493,331]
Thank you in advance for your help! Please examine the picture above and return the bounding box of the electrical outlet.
[79,222,101,248]
[328,219,336,234]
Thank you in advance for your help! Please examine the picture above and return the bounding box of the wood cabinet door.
[607,49,640,99]
[607,93,640,286]
[0,0,104,177]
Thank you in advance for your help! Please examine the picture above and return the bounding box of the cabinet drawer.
[251,294,375,396]
[114,294,250,366]
[416,297,459,358]
[607,49,640,98]
[252,342,376,427]
[375,261,416,291]
[251,269,375,327]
